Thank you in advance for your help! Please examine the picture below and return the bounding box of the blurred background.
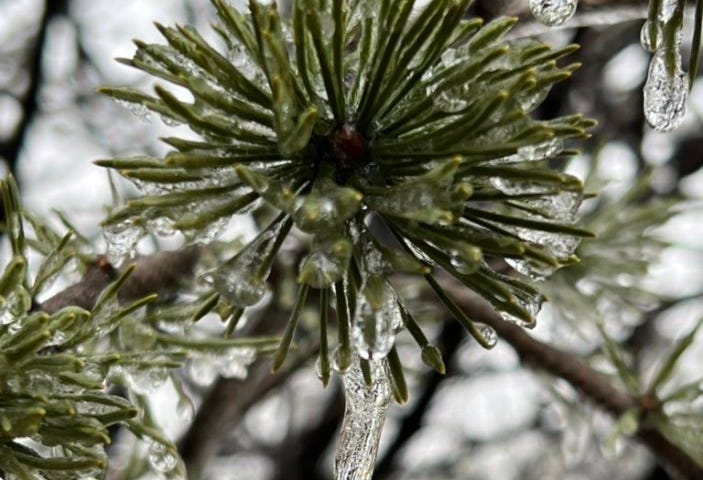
[1,0,702,479]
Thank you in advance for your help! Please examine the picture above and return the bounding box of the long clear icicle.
[334,357,392,480]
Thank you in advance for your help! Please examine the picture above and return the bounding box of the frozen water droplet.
[523,189,582,222]
[498,289,544,328]
[215,347,256,379]
[103,220,144,266]
[147,217,176,237]
[644,49,688,132]
[334,358,392,480]
[147,439,179,473]
[186,357,219,387]
[119,366,169,395]
[200,230,277,307]
[352,279,402,360]
[177,396,195,422]
[476,323,498,348]
[529,0,578,26]
[518,138,564,161]
[114,98,151,121]
[160,114,182,127]
[449,248,482,274]
[332,345,352,373]
[0,289,29,326]
[640,20,663,52]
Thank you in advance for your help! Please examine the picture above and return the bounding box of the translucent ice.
[529,0,578,26]
[334,358,392,480]
[351,278,403,360]
[200,230,276,307]
[103,220,144,266]
[643,49,688,132]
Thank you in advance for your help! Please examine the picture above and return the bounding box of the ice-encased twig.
[334,357,392,480]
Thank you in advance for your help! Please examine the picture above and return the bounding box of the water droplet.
[147,216,176,237]
[518,138,564,161]
[114,98,152,120]
[522,189,582,222]
[449,247,482,274]
[200,230,277,307]
[332,345,352,373]
[529,0,578,26]
[351,278,402,360]
[497,289,544,328]
[186,357,219,387]
[215,346,256,379]
[640,20,663,52]
[160,114,182,127]
[103,220,144,266]
[476,323,498,348]
[147,439,179,473]
[334,358,392,480]
[644,49,688,132]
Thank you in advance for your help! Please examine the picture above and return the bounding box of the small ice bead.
[103,220,143,266]
[643,50,688,132]
[640,20,663,52]
[529,0,578,26]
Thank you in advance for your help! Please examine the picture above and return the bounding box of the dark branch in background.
[446,284,703,480]
[39,246,201,313]
[0,0,68,174]
[177,338,319,479]
[375,319,465,478]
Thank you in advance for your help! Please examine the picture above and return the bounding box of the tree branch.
[39,246,201,314]
[447,285,703,480]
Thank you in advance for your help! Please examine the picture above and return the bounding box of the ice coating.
[643,49,688,132]
[334,358,392,480]
[529,0,578,27]
[200,230,276,307]
[103,220,145,266]
[351,280,403,360]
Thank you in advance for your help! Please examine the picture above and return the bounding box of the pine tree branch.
[446,283,703,480]
[39,246,201,314]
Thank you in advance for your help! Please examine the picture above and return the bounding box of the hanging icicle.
[334,357,392,480]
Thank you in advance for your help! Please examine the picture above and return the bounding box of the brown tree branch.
[447,285,703,480]
[39,246,201,314]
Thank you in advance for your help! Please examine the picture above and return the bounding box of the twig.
[39,246,201,314]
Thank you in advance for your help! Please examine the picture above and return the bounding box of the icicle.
[103,220,144,266]
[334,358,392,480]
[529,0,578,26]
[351,278,403,360]
[643,49,688,132]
